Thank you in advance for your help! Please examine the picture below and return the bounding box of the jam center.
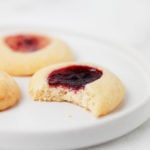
[5,34,50,52]
[48,65,103,90]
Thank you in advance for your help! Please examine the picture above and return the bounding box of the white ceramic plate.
[0,26,150,150]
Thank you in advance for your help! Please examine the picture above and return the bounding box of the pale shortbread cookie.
[0,71,20,111]
[29,62,125,117]
[0,34,74,76]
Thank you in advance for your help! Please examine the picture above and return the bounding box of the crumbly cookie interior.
[30,85,94,108]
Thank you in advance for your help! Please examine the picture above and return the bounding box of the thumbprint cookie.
[0,34,74,76]
[29,62,125,117]
[0,71,20,111]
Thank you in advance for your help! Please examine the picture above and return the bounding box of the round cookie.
[29,62,125,117]
[0,34,74,76]
[0,71,20,111]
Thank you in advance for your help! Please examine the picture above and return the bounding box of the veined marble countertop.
[0,0,150,149]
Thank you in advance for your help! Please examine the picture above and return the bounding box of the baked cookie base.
[0,71,20,111]
[29,62,125,117]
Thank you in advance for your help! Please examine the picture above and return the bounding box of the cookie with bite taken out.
[29,62,125,117]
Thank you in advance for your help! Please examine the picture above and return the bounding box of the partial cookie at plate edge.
[0,71,20,111]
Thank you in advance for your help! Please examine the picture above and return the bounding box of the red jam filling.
[48,65,103,90]
[5,34,50,52]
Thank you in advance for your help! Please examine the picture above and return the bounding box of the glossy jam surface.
[5,34,50,52]
[48,65,103,90]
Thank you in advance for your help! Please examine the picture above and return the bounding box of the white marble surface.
[0,0,150,149]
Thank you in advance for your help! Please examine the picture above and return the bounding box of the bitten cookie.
[0,34,74,76]
[0,71,20,111]
[29,62,125,117]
